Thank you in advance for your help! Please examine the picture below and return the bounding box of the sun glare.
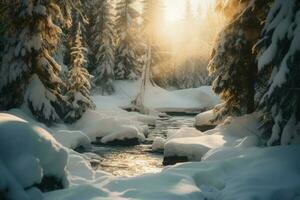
[164,0,200,22]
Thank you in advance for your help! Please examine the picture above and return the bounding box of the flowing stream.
[90,115,195,177]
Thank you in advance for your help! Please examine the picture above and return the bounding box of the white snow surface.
[1,106,300,200]
[2,80,300,200]
[93,80,220,112]
[44,145,300,200]
[0,113,68,200]
[152,137,166,151]
[52,130,91,150]
[163,113,261,160]
[195,109,218,127]
[71,110,148,143]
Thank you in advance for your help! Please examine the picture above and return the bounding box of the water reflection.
[91,116,195,177]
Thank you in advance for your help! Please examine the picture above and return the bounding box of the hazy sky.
[164,0,212,22]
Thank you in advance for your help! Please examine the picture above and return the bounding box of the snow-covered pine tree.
[65,23,95,123]
[89,0,115,95]
[63,1,89,69]
[255,0,300,145]
[0,1,69,124]
[0,5,7,75]
[216,0,250,19]
[175,57,211,89]
[208,0,269,121]
[115,0,140,80]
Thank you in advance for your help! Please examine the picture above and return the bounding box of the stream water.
[90,115,195,177]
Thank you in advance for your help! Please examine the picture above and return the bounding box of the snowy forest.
[0,0,299,199]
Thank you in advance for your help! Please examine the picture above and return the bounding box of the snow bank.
[152,127,203,152]
[94,80,220,112]
[167,127,204,139]
[152,137,166,151]
[66,150,109,185]
[45,145,300,200]
[52,130,91,150]
[164,113,261,161]
[9,106,151,147]
[0,113,68,200]
[8,108,92,151]
[164,135,228,160]
[72,110,146,144]
[195,109,219,127]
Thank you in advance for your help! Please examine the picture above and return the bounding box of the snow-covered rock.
[66,150,109,185]
[164,134,228,161]
[0,113,68,200]
[152,137,166,152]
[163,113,261,163]
[72,110,146,144]
[52,130,91,150]
[167,127,203,139]
[195,109,219,131]
[151,127,203,153]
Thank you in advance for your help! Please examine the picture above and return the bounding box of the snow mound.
[152,137,166,151]
[152,127,203,152]
[94,80,220,112]
[0,113,68,200]
[164,113,261,161]
[167,127,203,139]
[195,109,218,127]
[165,135,227,160]
[66,150,109,185]
[52,130,91,150]
[72,110,146,144]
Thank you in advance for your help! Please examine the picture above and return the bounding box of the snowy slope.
[1,106,300,200]
[0,113,68,200]
[45,145,300,200]
[93,80,220,112]
[154,113,261,161]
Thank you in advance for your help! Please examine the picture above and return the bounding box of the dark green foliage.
[209,0,268,121]
[255,0,300,145]
[0,1,72,124]
[64,23,95,123]
[88,0,115,94]
[115,0,140,80]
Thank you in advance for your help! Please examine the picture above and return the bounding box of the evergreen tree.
[65,23,95,123]
[0,1,70,124]
[63,2,89,69]
[216,0,250,19]
[208,0,268,121]
[256,0,300,145]
[0,4,8,75]
[115,0,140,80]
[89,0,115,95]
[175,57,211,89]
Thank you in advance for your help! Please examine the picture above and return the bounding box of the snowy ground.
[1,81,300,200]
[93,80,220,112]
[155,113,261,162]
[44,145,300,200]
[2,110,300,200]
